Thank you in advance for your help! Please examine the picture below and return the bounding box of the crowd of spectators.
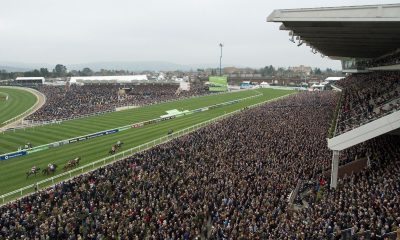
[1,91,399,239]
[335,71,400,135]
[285,135,400,239]
[364,51,400,68]
[0,91,339,239]
[27,83,209,122]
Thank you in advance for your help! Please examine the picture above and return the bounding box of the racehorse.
[63,157,81,171]
[42,164,57,175]
[109,142,123,155]
[26,168,41,179]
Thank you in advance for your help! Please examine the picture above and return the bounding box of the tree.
[325,68,334,73]
[40,68,50,77]
[313,68,322,75]
[24,69,41,77]
[53,64,67,77]
[81,67,93,76]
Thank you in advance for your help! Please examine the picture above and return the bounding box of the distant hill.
[0,65,31,72]
[67,61,195,72]
[0,61,226,72]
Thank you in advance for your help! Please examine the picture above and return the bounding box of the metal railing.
[0,92,262,158]
[12,89,250,130]
[0,92,292,205]
[335,96,400,136]
[335,227,397,240]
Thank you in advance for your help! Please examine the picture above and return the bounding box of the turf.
[0,88,294,200]
[0,87,37,125]
[0,90,259,154]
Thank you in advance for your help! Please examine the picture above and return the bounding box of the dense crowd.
[335,71,400,135]
[287,135,400,239]
[364,51,400,68]
[27,83,209,122]
[0,92,339,239]
[1,91,399,239]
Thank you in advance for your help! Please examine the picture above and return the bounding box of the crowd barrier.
[0,92,262,161]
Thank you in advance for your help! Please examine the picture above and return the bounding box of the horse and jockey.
[63,156,81,171]
[109,140,124,155]
[26,165,41,179]
[42,163,57,175]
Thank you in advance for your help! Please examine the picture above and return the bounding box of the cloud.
[0,0,398,69]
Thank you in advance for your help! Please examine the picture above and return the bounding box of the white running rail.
[0,92,293,205]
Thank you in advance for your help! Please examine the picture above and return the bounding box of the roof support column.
[330,150,340,189]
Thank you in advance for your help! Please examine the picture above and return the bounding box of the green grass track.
[0,87,37,125]
[0,88,294,197]
[0,90,259,154]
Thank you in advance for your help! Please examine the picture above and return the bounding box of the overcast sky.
[1,0,399,70]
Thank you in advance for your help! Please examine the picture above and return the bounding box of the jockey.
[117,140,121,146]
[31,165,37,172]
[48,163,54,171]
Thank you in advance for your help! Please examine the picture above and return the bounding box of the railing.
[0,86,46,127]
[335,227,397,240]
[334,96,400,136]
[0,92,292,205]
[14,89,247,129]
[288,179,302,208]
[328,91,342,138]
[0,92,262,158]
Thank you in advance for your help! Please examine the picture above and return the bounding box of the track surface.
[0,89,294,198]
[0,87,38,126]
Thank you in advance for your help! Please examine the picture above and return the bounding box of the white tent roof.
[70,75,148,83]
[325,77,345,81]
[16,77,45,81]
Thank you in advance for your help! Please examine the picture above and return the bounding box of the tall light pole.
[219,43,223,76]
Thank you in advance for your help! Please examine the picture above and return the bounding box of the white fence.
[13,89,248,130]
[0,92,292,205]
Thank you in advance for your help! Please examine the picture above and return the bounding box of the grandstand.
[69,75,148,84]
[14,77,45,85]
[268,3,400,239]
[0,3,400,240]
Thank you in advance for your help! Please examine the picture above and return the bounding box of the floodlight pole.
[219,43,223,76]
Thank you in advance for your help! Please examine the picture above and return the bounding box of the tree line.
[0,64,135,80]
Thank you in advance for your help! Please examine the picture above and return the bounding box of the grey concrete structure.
[267,4,400,59]
[268,4,400,188]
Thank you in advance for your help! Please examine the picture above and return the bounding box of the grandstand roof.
[325,77,345,81]
[15,77,45,80]
[69,75,148,84]
[267,4,400,59]
[15,77,45,83]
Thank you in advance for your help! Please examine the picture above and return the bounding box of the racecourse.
[0,88,294,200]
[0,87,37,126]
[0,90,259,154]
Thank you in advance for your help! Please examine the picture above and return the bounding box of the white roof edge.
[267,4,400,22]
[15,77,45,80]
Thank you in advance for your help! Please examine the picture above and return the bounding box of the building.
[69,75,148,84]
[288,65,312,75]
[15,77,45,85]
[268,3,400,188]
